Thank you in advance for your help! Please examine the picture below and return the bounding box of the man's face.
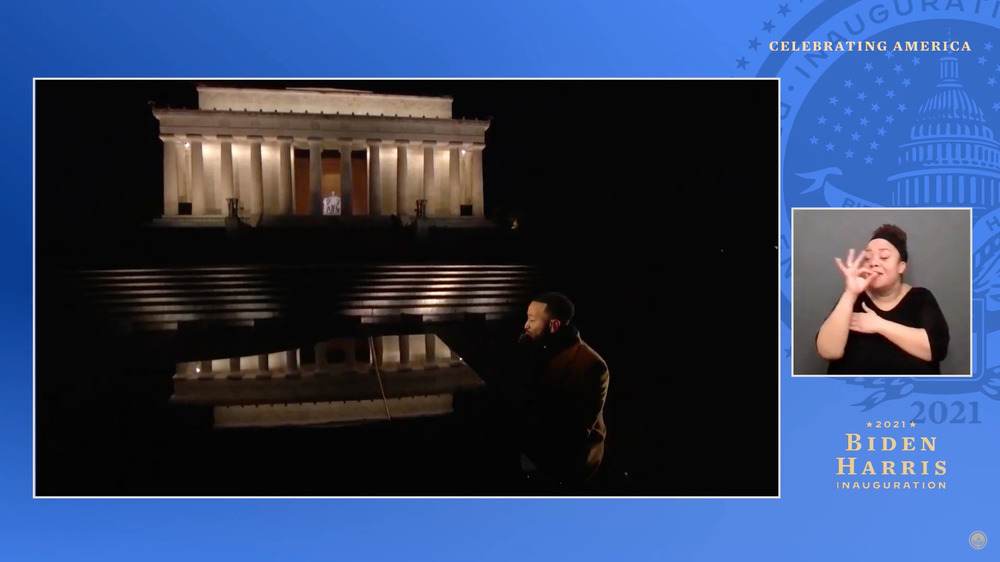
[523,301,557,341]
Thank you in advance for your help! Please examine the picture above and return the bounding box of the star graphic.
[778,3,791,16]
[996,64,1000,72]
[894,64,903,73]
[910,421,916,427]
[866,422,873,427]
[884,51,894,59]
[979,56,987,65]
[869,140,879,150]
[736,56,749,70]
[864,62,873,71]
[877,127,887,136]
[810,136,819,144]
[898,103,907,112]
[871,103,880,112]
[989,77,997,87]
[857,91,867,101]
[886,89,896,99]
[902,78,911,87]
[845,149,855,158]
[865,155,874,164]
[749,37,761,51]
[833,123,843,132]
[859,117,869,126]
[818,115,828,125]
[911,56,920,65]
[826,142,835,151]
[987,41,994,51]
[829,96,839,105]
[994,102,1000,111]
[844,79,854,88]
[762,19,775,32]
[875,76,884,85]
[851,132,860,141]
[885,115,894,124]
[844,106,853,116]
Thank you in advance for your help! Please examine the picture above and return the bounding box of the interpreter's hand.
[835,248,875,296]
[849,302,884,334]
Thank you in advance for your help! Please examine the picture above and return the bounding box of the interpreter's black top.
[822,287,950,375]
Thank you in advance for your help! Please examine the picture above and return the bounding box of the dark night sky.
[35,79,778,250]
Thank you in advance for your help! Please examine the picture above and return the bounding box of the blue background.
[7,0,999,559]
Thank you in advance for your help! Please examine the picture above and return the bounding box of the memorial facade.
[153,85,489,224]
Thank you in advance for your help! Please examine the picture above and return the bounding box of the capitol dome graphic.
[887,55,1000,209]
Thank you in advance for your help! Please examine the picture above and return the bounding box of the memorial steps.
[49,263,548,332]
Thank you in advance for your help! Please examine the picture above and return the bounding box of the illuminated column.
[423,142,435,216]
[219,135,235,201]
[161,136,179,216]
[309,138,323,216]
[425,334,438,369]
[449,145,461,216]
[249,135,263,217]
[203,141,218,215]
[367,140,382,216]
[189,135,206,215]
[396,141,409,216]
[285,349,298,374]
[340,141,353,216]
[177,141,190,205]
[471,146,484,217]
[461,146,472,209]
[398,335,411,371]
[278,136,293,215]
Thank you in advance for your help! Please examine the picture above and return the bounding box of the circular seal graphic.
[735,0,1000,407]
[970,530,987,550]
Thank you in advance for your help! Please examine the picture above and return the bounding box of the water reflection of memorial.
[171,333,483,428]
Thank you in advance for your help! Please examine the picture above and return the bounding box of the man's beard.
[517,330,551,371]
[518,331,535,348]
[518,329,554,351]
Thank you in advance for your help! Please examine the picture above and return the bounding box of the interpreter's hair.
[870,224,908,262]
[533,292,575,325]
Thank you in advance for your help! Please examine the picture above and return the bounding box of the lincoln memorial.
[153,85,489,226]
